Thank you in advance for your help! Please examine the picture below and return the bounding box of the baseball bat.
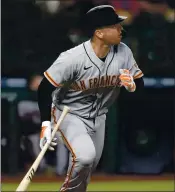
[16,106,70,192]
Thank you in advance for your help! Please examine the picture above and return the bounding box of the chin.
[117,38,122,44]
[107,39,121,46]
[112,40,121,45]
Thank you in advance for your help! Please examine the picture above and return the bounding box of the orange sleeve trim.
[134,71,143,79]
[44,71,62,87]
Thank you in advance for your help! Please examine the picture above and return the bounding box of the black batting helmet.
[85,5,127,30]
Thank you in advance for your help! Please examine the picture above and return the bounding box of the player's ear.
[95,29,103,39]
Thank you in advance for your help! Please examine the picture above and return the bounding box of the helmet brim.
[117,15,127,24]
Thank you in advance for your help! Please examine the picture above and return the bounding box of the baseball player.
[37,5,144,192]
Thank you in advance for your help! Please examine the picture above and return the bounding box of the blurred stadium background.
[1,0,175,191]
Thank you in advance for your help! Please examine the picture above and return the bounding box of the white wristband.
[42,121,51,127]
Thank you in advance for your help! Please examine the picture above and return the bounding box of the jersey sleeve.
[44,53,76,87]
[126,48,144,79]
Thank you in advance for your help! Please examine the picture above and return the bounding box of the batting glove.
[40,121,57,151]
[119,69,136,92]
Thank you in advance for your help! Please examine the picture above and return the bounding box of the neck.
[90,38,110,58]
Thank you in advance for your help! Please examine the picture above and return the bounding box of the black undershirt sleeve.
[37,77,56,122]
[134,77,144,92]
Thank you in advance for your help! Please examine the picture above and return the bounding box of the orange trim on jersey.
[134,71,143,79]
[44,71,61,87]
[51,107,76,191]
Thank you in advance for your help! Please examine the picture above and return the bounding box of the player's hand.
[119,69,136,92]
[40,121,57,151]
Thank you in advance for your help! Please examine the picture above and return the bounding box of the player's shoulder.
[117,42,132,53]
[58,43,85,62]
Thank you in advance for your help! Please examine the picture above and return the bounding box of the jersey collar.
[84,40,114,67]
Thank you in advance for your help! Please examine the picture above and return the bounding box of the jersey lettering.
[93,78,99,88]
[70,75,120,91]
[80,80,86,90]
[99,76,105,87]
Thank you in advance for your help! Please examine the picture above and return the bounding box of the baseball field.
[2,174,174,191]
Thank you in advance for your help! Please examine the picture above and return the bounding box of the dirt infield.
[2,173,174,183]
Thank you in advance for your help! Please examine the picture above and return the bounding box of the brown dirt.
[2,173,174,183]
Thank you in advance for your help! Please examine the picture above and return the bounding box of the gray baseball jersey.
[44,40,143,119]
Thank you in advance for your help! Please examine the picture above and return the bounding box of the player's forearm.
[37,77,55,122]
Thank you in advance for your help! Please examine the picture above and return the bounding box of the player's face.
[100,24,123,45]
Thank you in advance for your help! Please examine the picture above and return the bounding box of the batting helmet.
[85,5,127,31]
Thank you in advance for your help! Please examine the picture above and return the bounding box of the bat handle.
[51,106,70,137]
